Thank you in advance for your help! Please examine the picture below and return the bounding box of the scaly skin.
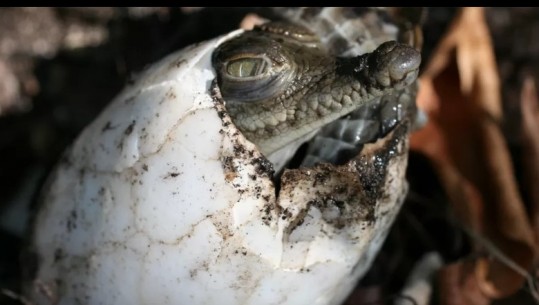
[212,22,421,156]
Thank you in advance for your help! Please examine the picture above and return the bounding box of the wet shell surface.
[24,10,418,305]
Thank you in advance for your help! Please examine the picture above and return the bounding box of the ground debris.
[411,7,537,303]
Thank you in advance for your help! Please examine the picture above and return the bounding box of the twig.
[1,288,33,305]
[396,252,443,305]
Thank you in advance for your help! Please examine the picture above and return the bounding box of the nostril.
[363,41,421,89]
[387,47,421,81]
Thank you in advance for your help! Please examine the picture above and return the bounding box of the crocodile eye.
[212,33,296,103]
[226,57,269,78]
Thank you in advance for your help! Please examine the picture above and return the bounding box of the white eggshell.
[26,28,409,305]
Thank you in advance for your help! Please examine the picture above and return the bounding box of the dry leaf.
[240,13,268,30]
[520,76,539,246]
[411,7,535,300]
[438,261,490,305]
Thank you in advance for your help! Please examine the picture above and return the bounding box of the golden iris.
[226,58,268,78]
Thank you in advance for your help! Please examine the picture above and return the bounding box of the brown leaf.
[438,261,490,305]
[411,7,535,300]
[240,13,268,30]
[520,76,539,246]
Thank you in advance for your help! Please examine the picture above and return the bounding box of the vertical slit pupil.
[227,58,267,78]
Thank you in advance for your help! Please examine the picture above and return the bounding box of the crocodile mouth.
[284,85,418,171]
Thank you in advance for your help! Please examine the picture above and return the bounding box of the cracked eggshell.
[25,29,409,305]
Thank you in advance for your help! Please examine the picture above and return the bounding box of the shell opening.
[274,86,417,173]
